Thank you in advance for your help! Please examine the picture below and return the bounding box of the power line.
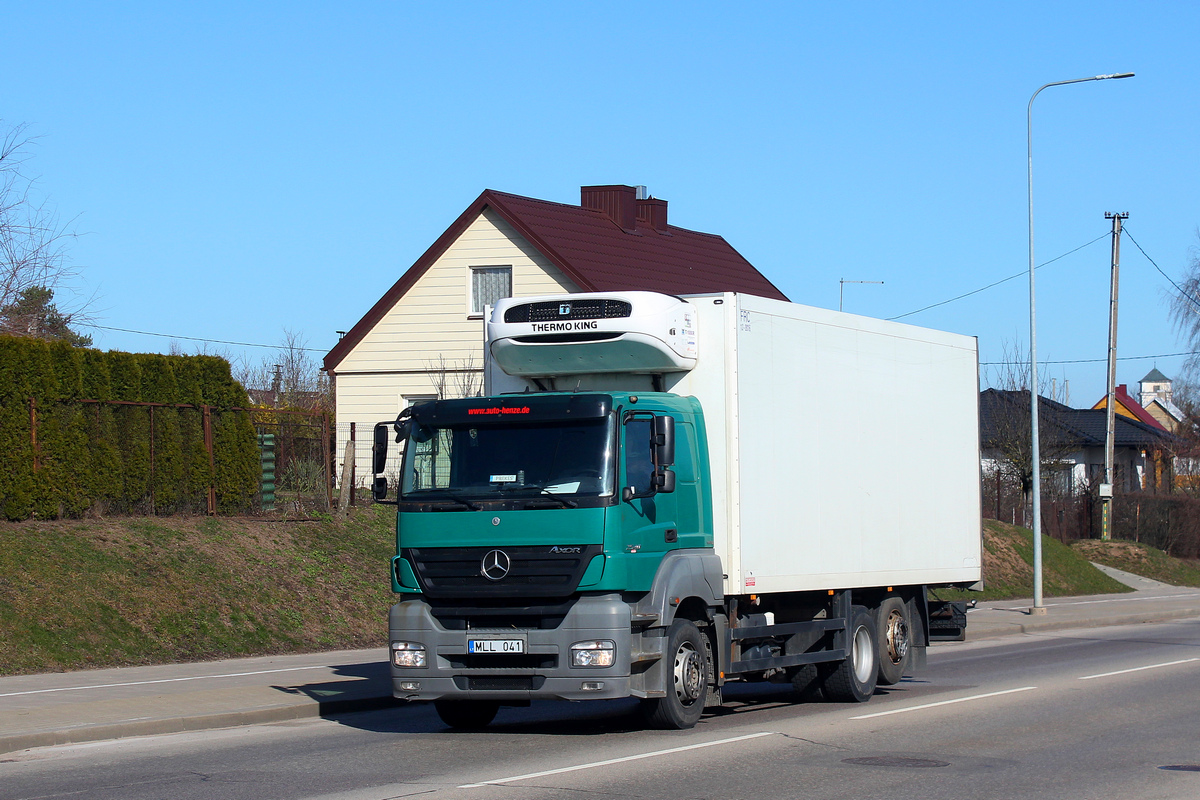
[981,350,1197,367]
[1123,226,1200,314]
[79,323,327,353]
[887,233,1110,321]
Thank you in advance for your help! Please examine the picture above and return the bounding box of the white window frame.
[467,265,512,319]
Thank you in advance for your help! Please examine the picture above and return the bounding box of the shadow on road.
[272,662,929,736]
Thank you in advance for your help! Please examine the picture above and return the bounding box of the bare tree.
[427,353,483,399]
[0,121,89,342]
[1168,234,1200,372]
[981,341,1080,524]
[236,328,331,412]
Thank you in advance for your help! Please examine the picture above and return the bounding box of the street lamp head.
[1096,72,1135,80]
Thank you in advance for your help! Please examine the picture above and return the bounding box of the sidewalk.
[3,571,1199,755]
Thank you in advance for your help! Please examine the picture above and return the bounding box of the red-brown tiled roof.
[1091,384,1168,431]
[325,187,786,371]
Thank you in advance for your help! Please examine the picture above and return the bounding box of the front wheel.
[821,605,878,703]
[434,699,499,730]
[642,618,709,729]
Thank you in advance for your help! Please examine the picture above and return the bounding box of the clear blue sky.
[4,1,1197,404]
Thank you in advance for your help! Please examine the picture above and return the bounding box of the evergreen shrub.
[0,336,259,519]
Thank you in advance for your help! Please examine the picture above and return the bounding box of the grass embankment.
[0,507,396,676]
[938,519,1132,601]
[941,519,1200,601]
[3,512,1197,676]
[1071,539,1200,587]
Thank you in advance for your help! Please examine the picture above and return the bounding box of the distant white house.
[323,185,786,484]
[1137,368,1185,433]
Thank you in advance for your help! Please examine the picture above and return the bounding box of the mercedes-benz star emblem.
[480,549,511,581]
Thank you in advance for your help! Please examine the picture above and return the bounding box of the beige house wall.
[332,207,580,485]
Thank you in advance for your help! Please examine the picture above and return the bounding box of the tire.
[788,663,821,700]
[875,596,912,686]
[434,699,500,730]
[821,605,878,703]
[642,618,709,729]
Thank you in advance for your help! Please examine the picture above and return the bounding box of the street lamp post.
[1027,72,1133,614]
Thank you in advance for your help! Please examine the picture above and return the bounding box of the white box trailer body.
[487,291,982,595]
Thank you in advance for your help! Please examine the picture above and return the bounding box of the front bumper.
[389,593,635,702]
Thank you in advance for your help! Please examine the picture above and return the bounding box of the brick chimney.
[581,185,638,233]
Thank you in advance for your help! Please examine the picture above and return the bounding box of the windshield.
[400,416,615,500]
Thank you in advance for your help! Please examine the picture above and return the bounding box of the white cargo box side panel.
[709,294,981,595]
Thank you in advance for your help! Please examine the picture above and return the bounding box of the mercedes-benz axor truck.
[371,291,982,730]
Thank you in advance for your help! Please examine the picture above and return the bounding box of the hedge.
[0,336,259,520]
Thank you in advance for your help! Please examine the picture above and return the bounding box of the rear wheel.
[821,605,878,703]
[642,618,709,729]
[876,596,912,686]
[434,699,500,730]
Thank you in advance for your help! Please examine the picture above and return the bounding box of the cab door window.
[624,417,654,496]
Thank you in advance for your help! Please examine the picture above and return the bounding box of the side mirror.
[653,415,675,467]
[373,423,391,475]
[372,476,389,502]
[653,467,676,494]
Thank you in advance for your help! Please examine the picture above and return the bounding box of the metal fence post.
[203,405,216,515]
[322,412,333,511]
[29,397,39,473]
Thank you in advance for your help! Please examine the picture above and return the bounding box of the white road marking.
[0,665,331,698]
[457,731,777,788]
[1078,657,1200,681]
[849,686,1038,720]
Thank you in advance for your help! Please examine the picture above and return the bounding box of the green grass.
[4,509,1187,676]
[1071,539,1200,587]
[0,506,396,676]
[937,519,1132,601]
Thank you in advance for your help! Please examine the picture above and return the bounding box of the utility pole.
[839,279,884,312]
[1102,212,1128,541]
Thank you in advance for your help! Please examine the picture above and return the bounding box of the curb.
[0,694,397,757]
[965,607,1200,641]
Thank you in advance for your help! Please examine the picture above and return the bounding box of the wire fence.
[11,398,334,518]
[982,472,1200,558]
[250,408,334,515]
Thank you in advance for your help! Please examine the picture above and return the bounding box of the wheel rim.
[673,641,704,705]
[852,624,874,683]
[884,610,910,665]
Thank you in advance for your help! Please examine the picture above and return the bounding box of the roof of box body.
[324,186,787,371]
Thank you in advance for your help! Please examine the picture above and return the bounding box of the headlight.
[570,640,615,668]
[391,641,427,668]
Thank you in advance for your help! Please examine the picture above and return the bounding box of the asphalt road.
[3,618,1199,800]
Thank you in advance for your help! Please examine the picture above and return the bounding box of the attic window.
[471,266,512,316]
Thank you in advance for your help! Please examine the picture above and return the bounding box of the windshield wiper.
[415,490,482,510]
[532,491,578,509]
[523,494,578,513]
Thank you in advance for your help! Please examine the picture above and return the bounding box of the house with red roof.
[323,184,786,480]
[1091,384,1169,432]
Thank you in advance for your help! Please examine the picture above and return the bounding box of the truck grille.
[403,545,602,599]
[504,299,632,323]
